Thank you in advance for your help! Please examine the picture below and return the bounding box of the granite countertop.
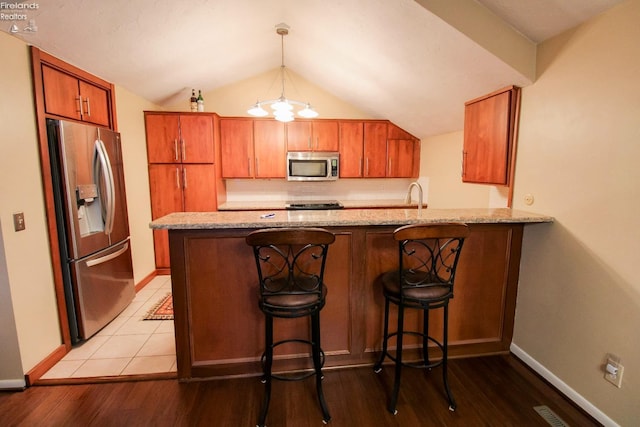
[150,208,554,230]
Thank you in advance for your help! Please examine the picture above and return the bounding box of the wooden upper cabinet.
[286,121,312,151]
[339,121,364,177]
[220,118,255,178]
[145,114,180,163]
[178,115,214,163]
[286,120,338,151]
[254,120,286,178]
[78,81,109,127]
[463,86,520,185]
[311,121,339,151]
[42,64,111,127]
[363,121,388,177]
[387,139,415,178]
[145,113,214,164]
[387,123,420,178]
[218,117,419,180]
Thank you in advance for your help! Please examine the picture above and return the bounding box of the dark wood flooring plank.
[0,355,600,427]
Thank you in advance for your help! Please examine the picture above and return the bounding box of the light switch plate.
[13,212,25,231]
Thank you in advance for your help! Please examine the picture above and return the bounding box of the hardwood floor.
[0,355,599,426]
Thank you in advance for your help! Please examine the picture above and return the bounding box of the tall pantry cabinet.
[145,112,224,269]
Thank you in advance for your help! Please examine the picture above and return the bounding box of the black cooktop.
[285,200,344,210]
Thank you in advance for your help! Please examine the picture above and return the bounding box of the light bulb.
[247,103,268,117]
[298,103,319,118]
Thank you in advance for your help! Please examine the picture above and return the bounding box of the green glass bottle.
[197,90,204,112]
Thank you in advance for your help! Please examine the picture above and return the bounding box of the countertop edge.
[150,208,554,230]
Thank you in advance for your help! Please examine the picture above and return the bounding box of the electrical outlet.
[604,355,624,388]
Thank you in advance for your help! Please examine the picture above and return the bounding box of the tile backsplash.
[225,178,429,202]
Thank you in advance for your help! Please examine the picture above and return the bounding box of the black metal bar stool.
[373,223,469,414]
[246,227,335,427]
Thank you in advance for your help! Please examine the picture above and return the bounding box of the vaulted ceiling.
[3,0,624,137]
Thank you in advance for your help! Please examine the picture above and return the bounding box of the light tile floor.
[41,275,176,379]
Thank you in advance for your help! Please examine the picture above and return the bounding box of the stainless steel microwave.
[287,152,339,181]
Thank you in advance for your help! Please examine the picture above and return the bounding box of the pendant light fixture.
[247,23,318,122]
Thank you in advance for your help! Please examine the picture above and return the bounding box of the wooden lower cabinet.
[169,223,522,379]
[149,164,217,268]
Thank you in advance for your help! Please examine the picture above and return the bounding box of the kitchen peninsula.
[151,208,552,380]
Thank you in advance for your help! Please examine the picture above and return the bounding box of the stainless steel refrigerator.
[47,119,135,344]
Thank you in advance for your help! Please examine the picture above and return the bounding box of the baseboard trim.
[510,343,618,427]
[24,344,67,386]
[135,270,160,292]
[0,379,27,390]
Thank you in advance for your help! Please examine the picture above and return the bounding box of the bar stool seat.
[373,223,469,415]
[246,227,335,427]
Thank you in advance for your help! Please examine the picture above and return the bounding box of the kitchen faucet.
[405,181,423,214]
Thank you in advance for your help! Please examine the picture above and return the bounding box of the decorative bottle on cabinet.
[190,89,197,112]
[197,90,204,112]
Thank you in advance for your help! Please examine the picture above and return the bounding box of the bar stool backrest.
[393,223,469,297]
[246,228,335,316]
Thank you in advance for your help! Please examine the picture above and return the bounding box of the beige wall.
[114,87,158,282]
[0,33,61,373]
[421,2,639,424]
[2,2,638,423]
[511,2,639,425]
[421,130,495,207]
[167,68,372,119]
[0,32,159,379]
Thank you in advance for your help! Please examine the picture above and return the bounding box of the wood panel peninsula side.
[150,208,553,380]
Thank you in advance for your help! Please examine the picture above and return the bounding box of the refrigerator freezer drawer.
[70,239,135,340]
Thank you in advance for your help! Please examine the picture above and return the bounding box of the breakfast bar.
[150,208,552,380]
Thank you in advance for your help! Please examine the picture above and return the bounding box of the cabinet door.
[363,122,387,177]
[78,80,110,127]
[312,121,339,151]
[179,115,214,163]
[286,121,313,151]
[42,65,82,121]
[146,114,181,163]
[339,121,364,177]
[183,164,218,211]
[254,120,286,178]
[463,90,511,184]
[387,139,415,178]
[148,164,184,268]
[220,118,254,178]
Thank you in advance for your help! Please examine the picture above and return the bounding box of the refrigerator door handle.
[93,137,116,235]
[85,240,129,267]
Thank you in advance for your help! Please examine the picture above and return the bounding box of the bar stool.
[246,228,335,427]
[373,223,469,414]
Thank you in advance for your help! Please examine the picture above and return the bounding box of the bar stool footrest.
[261,338,326,382]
